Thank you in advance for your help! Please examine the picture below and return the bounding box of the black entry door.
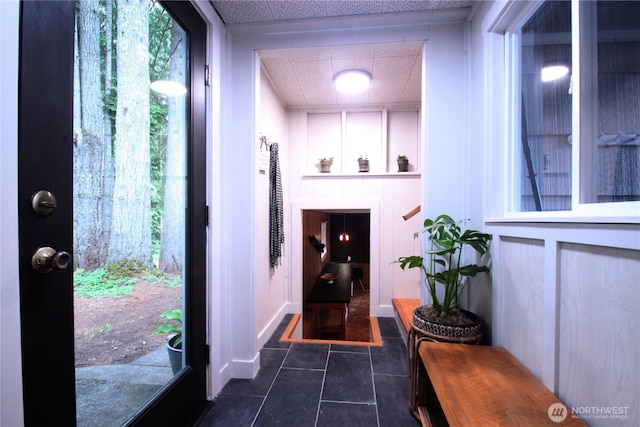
[18,1,208,425]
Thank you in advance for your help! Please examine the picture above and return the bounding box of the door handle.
[32,247,71,274]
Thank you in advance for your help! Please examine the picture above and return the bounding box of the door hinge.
[205,205,209,226]
[205,65,211,86]
[204,344,210,365]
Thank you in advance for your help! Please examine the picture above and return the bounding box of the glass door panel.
[73,2,188,424]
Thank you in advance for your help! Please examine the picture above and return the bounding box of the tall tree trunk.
[73,7,82,267]
[102,0,115,264]
[109,0,152,266]
[158,23,186,273]
[74,0,105,269]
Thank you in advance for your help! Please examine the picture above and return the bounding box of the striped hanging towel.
[269,143,284,268]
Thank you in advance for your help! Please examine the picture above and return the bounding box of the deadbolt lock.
[31,190,58,216]
[32,247,71,274]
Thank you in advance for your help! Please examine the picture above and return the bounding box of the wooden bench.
[392,298,419,341]
[415,341,585,426]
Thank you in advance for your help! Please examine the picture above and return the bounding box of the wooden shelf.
[302,172,420,178]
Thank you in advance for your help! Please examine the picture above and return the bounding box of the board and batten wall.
[288,108,423,317]
[472,2,640,425]
[486,225,639,426]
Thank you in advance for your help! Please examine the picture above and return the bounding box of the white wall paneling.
[496,237,545,380]
[478,2,640,424]
[345,111,383,173]
[387,110,420,172]
[307,112,341,173]
[558,243,639,424]
[304,108,419,175]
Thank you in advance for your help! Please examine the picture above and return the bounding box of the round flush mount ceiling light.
[333,70,371,94]
[150,80,187,96]
[541,65,569,82]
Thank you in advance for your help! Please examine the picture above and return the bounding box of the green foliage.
[74,259,180,298]
[143,270,182,288]
[153,308,182,347]
[394,214,492,317]
[89,323,112,339]
[73,267,137,298]
[105,259,149,277]
[150,179,164,256]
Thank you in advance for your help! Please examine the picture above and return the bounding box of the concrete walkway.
[75,346,173,427]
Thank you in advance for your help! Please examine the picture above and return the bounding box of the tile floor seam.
[313,344,331,427]
[368,346,382,427]
[199,317,415,427]
[280,366,326,372]
[373,372,409,378]
[320,398,377,405]
[249,345,291,427]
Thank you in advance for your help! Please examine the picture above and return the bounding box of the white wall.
[222,11,448,379]
[288,108,423,317]
[472,2,640,425]
[420,20,496,319]
[0,1,25,425]
[254,66,290,348]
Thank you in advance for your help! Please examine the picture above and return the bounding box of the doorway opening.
[298,210,375,343]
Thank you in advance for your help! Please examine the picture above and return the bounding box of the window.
[320,221,328,261]
[510,0,640,214]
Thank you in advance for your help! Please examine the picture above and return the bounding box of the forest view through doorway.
[73,1,188,425]
[299,211,375,344]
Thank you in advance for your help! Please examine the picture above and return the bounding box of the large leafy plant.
[152,309,183,348]
[396,214,492,317]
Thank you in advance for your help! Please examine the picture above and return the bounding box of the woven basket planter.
[411,305,483,344]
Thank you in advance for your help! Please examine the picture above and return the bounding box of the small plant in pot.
[318,157,334,173]
[397,154,409,172]
[152,308,183,374]
[394,214,492,343]
[357,154,369,172]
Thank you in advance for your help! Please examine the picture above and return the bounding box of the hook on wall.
[259,134,273,151]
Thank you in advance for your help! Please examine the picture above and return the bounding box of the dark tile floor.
[198,315,418,427]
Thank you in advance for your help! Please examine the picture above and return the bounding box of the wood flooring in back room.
[285,288,379,345]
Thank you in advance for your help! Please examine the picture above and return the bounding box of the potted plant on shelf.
[318,157,334,173]
[394,214,492,343]
[357,154,369,172]
[397,155,409,172]
[152,308,182,374]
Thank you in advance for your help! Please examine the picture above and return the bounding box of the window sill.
[485,212,640,225]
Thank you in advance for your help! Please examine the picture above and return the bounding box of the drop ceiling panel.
[325,1,385,17]
[269,1,327,21]
[260,42,424,108]
[214,2,471,108]
[211,1,471,25]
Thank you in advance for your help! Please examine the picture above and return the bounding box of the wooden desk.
[305,263,351,340]
[416,342,585,426]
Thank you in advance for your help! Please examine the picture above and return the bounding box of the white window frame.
[499,0,640,223]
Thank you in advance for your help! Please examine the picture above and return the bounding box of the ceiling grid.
[211,1,472,107]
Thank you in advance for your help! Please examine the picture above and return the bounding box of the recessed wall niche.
[306,109,419,174]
